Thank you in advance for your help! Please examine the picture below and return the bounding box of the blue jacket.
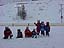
[40,24,45,31]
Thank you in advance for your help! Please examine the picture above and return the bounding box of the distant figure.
[61,16,63,23]
[40,21,45,36]
[24,27,32,37]
[45,22,50,36]
[3,27,13,39]
[16,29,23,38]
[21,5,26,20]
[34,20,41,37]
[32,29,37,38]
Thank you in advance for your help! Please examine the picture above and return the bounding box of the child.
[45,22,50,36]
[40,21,45,36]
[32,29,37,38]
[16,29,23,38]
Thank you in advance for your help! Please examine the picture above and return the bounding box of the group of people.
[3,20,50,39]
[33,20,50,38]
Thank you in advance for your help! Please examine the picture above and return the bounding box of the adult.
[45,22,50,36]
[34,20,41,37]
[24,27,32,37]
[40,21,45,36]
[3,27,13,39]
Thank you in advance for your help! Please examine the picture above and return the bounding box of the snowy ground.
[0,26,64,48]
[0,0,64,48]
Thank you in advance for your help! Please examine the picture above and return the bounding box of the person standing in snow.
[32,29,37,38]
[16,29,23,38]
[34,20,41,37]
[40,21,45,36]
[3,27,13,39]
[45,22,50,37]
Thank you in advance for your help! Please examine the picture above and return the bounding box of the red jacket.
[24,28,32,37]
[25,29,31,33]
[4,29,12,37]
[35,23,41,32]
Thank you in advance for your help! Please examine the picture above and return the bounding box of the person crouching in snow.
[34,20,41,37]
[24,27,32,37]
[3,27,13,39]
[40,21,45,36]
[45,22,50,37]
[32,29,37,38]
[16,29,23,38]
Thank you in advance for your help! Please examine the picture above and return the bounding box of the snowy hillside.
[0,0,64,23]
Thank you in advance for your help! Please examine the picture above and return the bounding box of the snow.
[0,0,64,48]
[0,26,64,48]
[0,0,64,23]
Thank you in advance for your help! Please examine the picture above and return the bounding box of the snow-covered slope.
[0,0,64,23]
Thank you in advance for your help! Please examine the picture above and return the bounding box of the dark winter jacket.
[45,25,50,32]
[40,24,45,31]
[32,30,36,35]
[34,23,41,32]
[17,31,23,38]
[4,28,12,37]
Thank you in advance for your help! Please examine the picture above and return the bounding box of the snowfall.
[0,0,64,48]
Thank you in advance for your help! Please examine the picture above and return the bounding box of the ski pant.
[32,34,37,38]
[3,35,13,39]
[46,31,49,36]
[41,31,45,36]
